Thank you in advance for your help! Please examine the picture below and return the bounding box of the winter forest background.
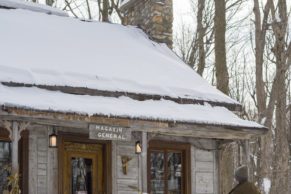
[21,0,291,194]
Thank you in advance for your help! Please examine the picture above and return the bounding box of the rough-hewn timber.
[1,81,242,111]
[0,107,267,140]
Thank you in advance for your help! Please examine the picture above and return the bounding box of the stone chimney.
[120,0,173,48]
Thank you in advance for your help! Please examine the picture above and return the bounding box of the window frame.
[147,140,191,194]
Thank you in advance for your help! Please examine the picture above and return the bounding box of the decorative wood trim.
[58,132,112,194]
[0,127,10,141]
[1,81,242,111]
[147,140,192,194]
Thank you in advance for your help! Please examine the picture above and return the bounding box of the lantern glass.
[135,141,142,154]
[49,132,57,148]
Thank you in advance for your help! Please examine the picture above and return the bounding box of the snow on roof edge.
[0,84,264,130]
[0,0,68,17]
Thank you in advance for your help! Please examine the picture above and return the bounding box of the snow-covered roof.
[0,6,239,107]
[0,0,68,16]
[0,2,267,134]
[0,84,263,129]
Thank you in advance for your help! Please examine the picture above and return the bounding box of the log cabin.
[0,0,267,194]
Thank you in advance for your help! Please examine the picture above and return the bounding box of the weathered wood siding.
[115,141,140,194]
[191,146,218,194]
[27,125,218,194]
[28,125,58,194]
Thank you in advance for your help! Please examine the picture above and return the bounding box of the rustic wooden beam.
[0,113,88,129]
[1,81,242,111]
[0,108,268,140]
[130,122,267,140]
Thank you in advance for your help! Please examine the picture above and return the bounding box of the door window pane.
[150,152,165,194]
[71,158,93,194]
[150,150,184,194]
[167,153,182,194]
[0,142,11,193]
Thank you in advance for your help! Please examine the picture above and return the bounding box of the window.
[148,141,191,194]
[0,141,11,193]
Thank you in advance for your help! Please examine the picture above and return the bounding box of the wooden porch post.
[2,121,29,174]
[141,131,148,194]
[11,121,20,174]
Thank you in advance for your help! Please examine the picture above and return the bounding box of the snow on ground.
[0,84,263,128]
[0,0,68,16]
[0,7,239,105]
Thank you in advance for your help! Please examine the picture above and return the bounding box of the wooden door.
[63,142,104,194]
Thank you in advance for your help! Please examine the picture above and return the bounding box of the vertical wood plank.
[29,128,38,194]
[112,141,117,194]
[47,126,58,194]
[12,121,19,174]
[19,130,29,194]
[138,154,142,193]
[141,132,148,193]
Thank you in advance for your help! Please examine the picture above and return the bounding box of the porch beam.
[0,113,267,140]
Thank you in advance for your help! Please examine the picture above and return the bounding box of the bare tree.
[61,0,123,22]
[252,0,291,193]
[253,0,274,191]
[268,1,290,193]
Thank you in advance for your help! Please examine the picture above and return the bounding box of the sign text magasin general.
[89,124,131,141]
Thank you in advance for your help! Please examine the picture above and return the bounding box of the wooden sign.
[89,124,131,141]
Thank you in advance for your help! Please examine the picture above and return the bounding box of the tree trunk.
[46,0,54,6]
[253,1,275,191]
[218,143,235,194]
[196,0,206,76]
[214,0,229,95]
[102,0,109,22]
[269,1,289,193]
[214,1,233,193]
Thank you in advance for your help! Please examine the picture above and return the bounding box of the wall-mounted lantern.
[135,141,142,154]
[49,128,58,148]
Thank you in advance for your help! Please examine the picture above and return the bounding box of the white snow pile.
[263,178,271,194]
[0,0,68,16]
[0,84,263,128]
[0,7,239,106]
